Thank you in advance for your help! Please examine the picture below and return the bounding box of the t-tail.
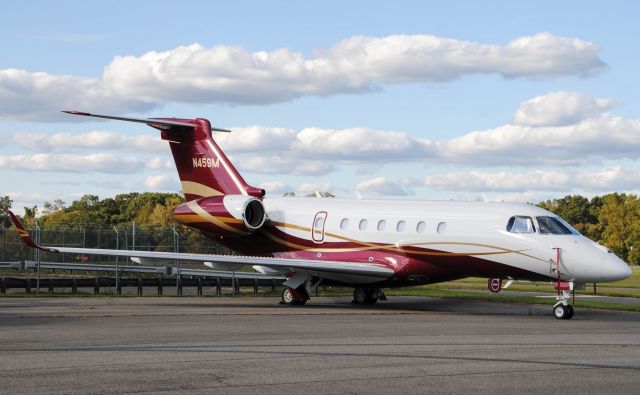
[62,111,264,200]
[63,111,268,237]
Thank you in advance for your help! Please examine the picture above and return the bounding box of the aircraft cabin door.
[311,211,328,243]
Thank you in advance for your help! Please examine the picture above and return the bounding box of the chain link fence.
[0,222,232,264]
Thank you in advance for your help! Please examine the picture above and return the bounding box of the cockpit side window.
[536,216,573,235]
[506,216,536,234]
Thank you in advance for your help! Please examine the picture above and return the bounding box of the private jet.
[9,112,632,319]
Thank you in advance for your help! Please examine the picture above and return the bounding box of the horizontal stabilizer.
[62,111,231,133]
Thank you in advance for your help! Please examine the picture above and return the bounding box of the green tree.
[22,206,38,227]
[0,196,12,227]
[538,195,603,241]
[598,193,640,265]
[42,199,66,216]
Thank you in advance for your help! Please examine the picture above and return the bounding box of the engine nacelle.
[174,194,268,237]
[222,195,268,231]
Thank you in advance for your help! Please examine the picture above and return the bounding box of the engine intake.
[223,195,267,231]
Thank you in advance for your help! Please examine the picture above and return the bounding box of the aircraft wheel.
[282,288,295,305]
[282,287,308,306]
[354,287,378,305]
[364,288,379,305]
[565,304,574,319]
[353,287,367,304]
[553,303,568,319]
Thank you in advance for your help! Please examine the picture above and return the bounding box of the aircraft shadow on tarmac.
[155,296,639,321]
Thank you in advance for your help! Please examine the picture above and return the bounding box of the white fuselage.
[260,197,631,284]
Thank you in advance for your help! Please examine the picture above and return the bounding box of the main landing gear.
[280,281,387,307]
[281,286,309,306]
[352,287,386,305]
[553,290,575,319]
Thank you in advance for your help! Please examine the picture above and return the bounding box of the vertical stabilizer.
[157,117,264,200]
[62,111,264,200]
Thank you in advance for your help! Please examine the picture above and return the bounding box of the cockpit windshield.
[506,216,536,233]
[536,216,573,235]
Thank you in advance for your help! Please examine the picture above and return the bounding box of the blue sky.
[2,1,640,213]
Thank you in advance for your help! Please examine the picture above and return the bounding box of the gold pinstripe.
[268,220,548,262]
[175,213,242,225]
[181,181,223,198]
[186,200,247,235]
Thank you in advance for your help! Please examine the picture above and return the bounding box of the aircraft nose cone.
[618,262,632,280]
[609,259,632,282]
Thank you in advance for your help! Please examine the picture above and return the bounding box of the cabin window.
[536,216,572,235]
[377,220,386,231]
[437,221,447,234]
[396,220,406,232]
[314,216,324,229]
[416,221,426,233]
[506,216,535,234]
[359,219,368,231]
[340,218,349,230]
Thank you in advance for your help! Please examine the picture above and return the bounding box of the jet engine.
[174,194,268,236]
[222,194,268,231]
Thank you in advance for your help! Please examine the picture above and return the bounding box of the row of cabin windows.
[338,218,446,234]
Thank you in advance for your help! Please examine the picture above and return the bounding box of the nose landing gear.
[553,301,574,319]
[550,247,575,319]
[553,290,575,319]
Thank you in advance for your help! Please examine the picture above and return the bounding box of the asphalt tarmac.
[1,296,639,394]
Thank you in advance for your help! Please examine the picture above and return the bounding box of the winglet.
[62,110,91,116]
[7,211,53,251]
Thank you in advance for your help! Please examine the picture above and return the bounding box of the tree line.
[538,194,640,265]
[1,192,639,265]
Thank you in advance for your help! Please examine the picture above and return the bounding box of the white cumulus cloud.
[102,33,604,105]
[421,167,640,193]
[12,130,166,153]
[216,126,297,152]
[0,153,161,174]
[356,177,412,196]
[512,91,613,127]
[142,174,178,191]
[236,155,334,176]
[441,114,640,166]
[296,181,333,194]
[0,33,605,121]
[0,69,154,122]
[292,127,435,160]
[4,92,638,178]
[258,181,292,195]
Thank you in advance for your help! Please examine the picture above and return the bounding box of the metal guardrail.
[0,262,24,270]
[2,261,285,280]
[1,261,287,296]
[24,260,169,274]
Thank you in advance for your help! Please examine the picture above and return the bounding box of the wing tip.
[62,110,90,116]
[7,210,42,250]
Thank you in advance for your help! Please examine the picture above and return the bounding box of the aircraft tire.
[282,288,295,305]
[281,287,308,306]
[364,288,379,305]
[553,303,568,319]
[353,287,367,304]
[353,287,378,305]
[565,304,574,319]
